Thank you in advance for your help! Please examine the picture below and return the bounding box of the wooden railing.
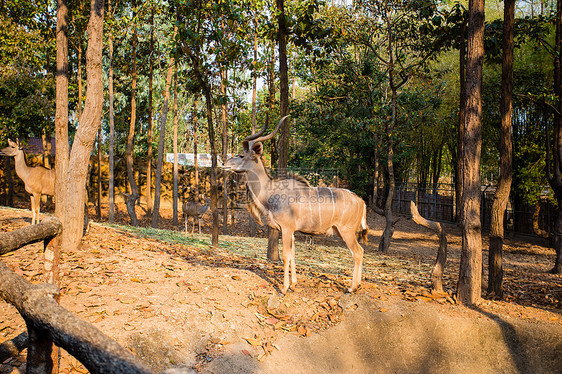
[0,218,185,374]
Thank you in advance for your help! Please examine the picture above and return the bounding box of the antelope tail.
[361,203,369,244]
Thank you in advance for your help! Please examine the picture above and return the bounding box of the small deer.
[182,199,210,234]
[224,116,369,293]
[1,139,55,224]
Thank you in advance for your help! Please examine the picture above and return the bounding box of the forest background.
[0,0,561,304]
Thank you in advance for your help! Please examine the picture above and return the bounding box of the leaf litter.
[0,205,561,373]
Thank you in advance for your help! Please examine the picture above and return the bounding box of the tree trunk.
[52,15,69,371]
[77,43,83,119]
[108,0,115,224]
[126,9,139,226]
[549,0,562,274]
[532,201,549,238]
[203,87,219,247]
[276,0,290,176]
[251,21,258,134]
[410,202,448,293]
[151,56,175,228]
[372,131,380,211]
[146,6,154,216]
[96,128,102,220]
[266,45,280,261]
[55,0,69,222]
[221,69,229,235]
[379,86,396,253]
[249,23,258,237]
[456,20,467,222]
[457,0,484,305]
[173,59,179,227]
[488,0,514,298]
[193,98,199,198]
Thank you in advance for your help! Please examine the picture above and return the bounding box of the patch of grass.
[101,222,268,256]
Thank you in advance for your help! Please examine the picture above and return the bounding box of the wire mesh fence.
[374,182,555,238]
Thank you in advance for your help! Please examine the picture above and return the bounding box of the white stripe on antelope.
[223,116,369,293]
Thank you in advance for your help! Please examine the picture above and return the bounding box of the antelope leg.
[340,229,364,292]
[290,233,297,286]
[36,194,41,224]
[281,230,295,293]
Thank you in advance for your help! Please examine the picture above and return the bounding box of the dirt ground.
[1,202,561,373]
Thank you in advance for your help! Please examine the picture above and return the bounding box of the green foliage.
[1,0,559,213]
[0,14,54,140]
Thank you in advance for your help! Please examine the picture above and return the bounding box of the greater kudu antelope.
[223,117,369,293]
[1,139,55,224]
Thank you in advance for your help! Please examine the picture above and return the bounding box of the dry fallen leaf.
[244,337,262,346]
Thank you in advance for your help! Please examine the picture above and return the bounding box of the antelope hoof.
[347,284,360,293]
[281,285,293,294]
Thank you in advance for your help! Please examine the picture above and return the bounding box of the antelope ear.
[8,139,16,147]
[252,142,263,157]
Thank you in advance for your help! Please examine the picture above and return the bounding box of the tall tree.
[177,0,252,247]
[488,0,514,298]
[188,50,220,246]
[192,98,199,198]
[55,0,69,225]
[456,19,467,222]
[108,0,115,224]
[152,55,175,228]
[548,0,562,274]
[125,1,139,226]
[221,69,229,235]
[458,0,485,305]
[349,0,448,252]
[96,128,102,219]
[173,58,179,227]
[146,5,155,216]
[276,0,290,175]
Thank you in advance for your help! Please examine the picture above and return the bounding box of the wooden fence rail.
[0,217,187,374]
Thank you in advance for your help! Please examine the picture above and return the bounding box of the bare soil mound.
[1,204,561,373]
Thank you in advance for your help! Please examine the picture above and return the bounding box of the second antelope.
[182,199,210,234]
[1,139,55,224]
[223,116,369,293]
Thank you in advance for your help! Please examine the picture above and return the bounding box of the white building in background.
[165,153,231,168]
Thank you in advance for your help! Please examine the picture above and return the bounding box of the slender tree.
[276,0,290,175]
[152,55,175,228]
[548,0,562,274]
[146,5,155,216]
[488,0,514,298]
[456,19,467,222]
[221,69,229,235]
[187,51,220,246]
[108,0,115,224]
[173,59,179,227]
[96,128,102,219]
[193,98,199,198]
[125,1,139,226]
[458,0,485,305]
[55,0,69,224]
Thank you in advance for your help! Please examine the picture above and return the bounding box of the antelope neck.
[245,159,272,203]
[13,150,31,180]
